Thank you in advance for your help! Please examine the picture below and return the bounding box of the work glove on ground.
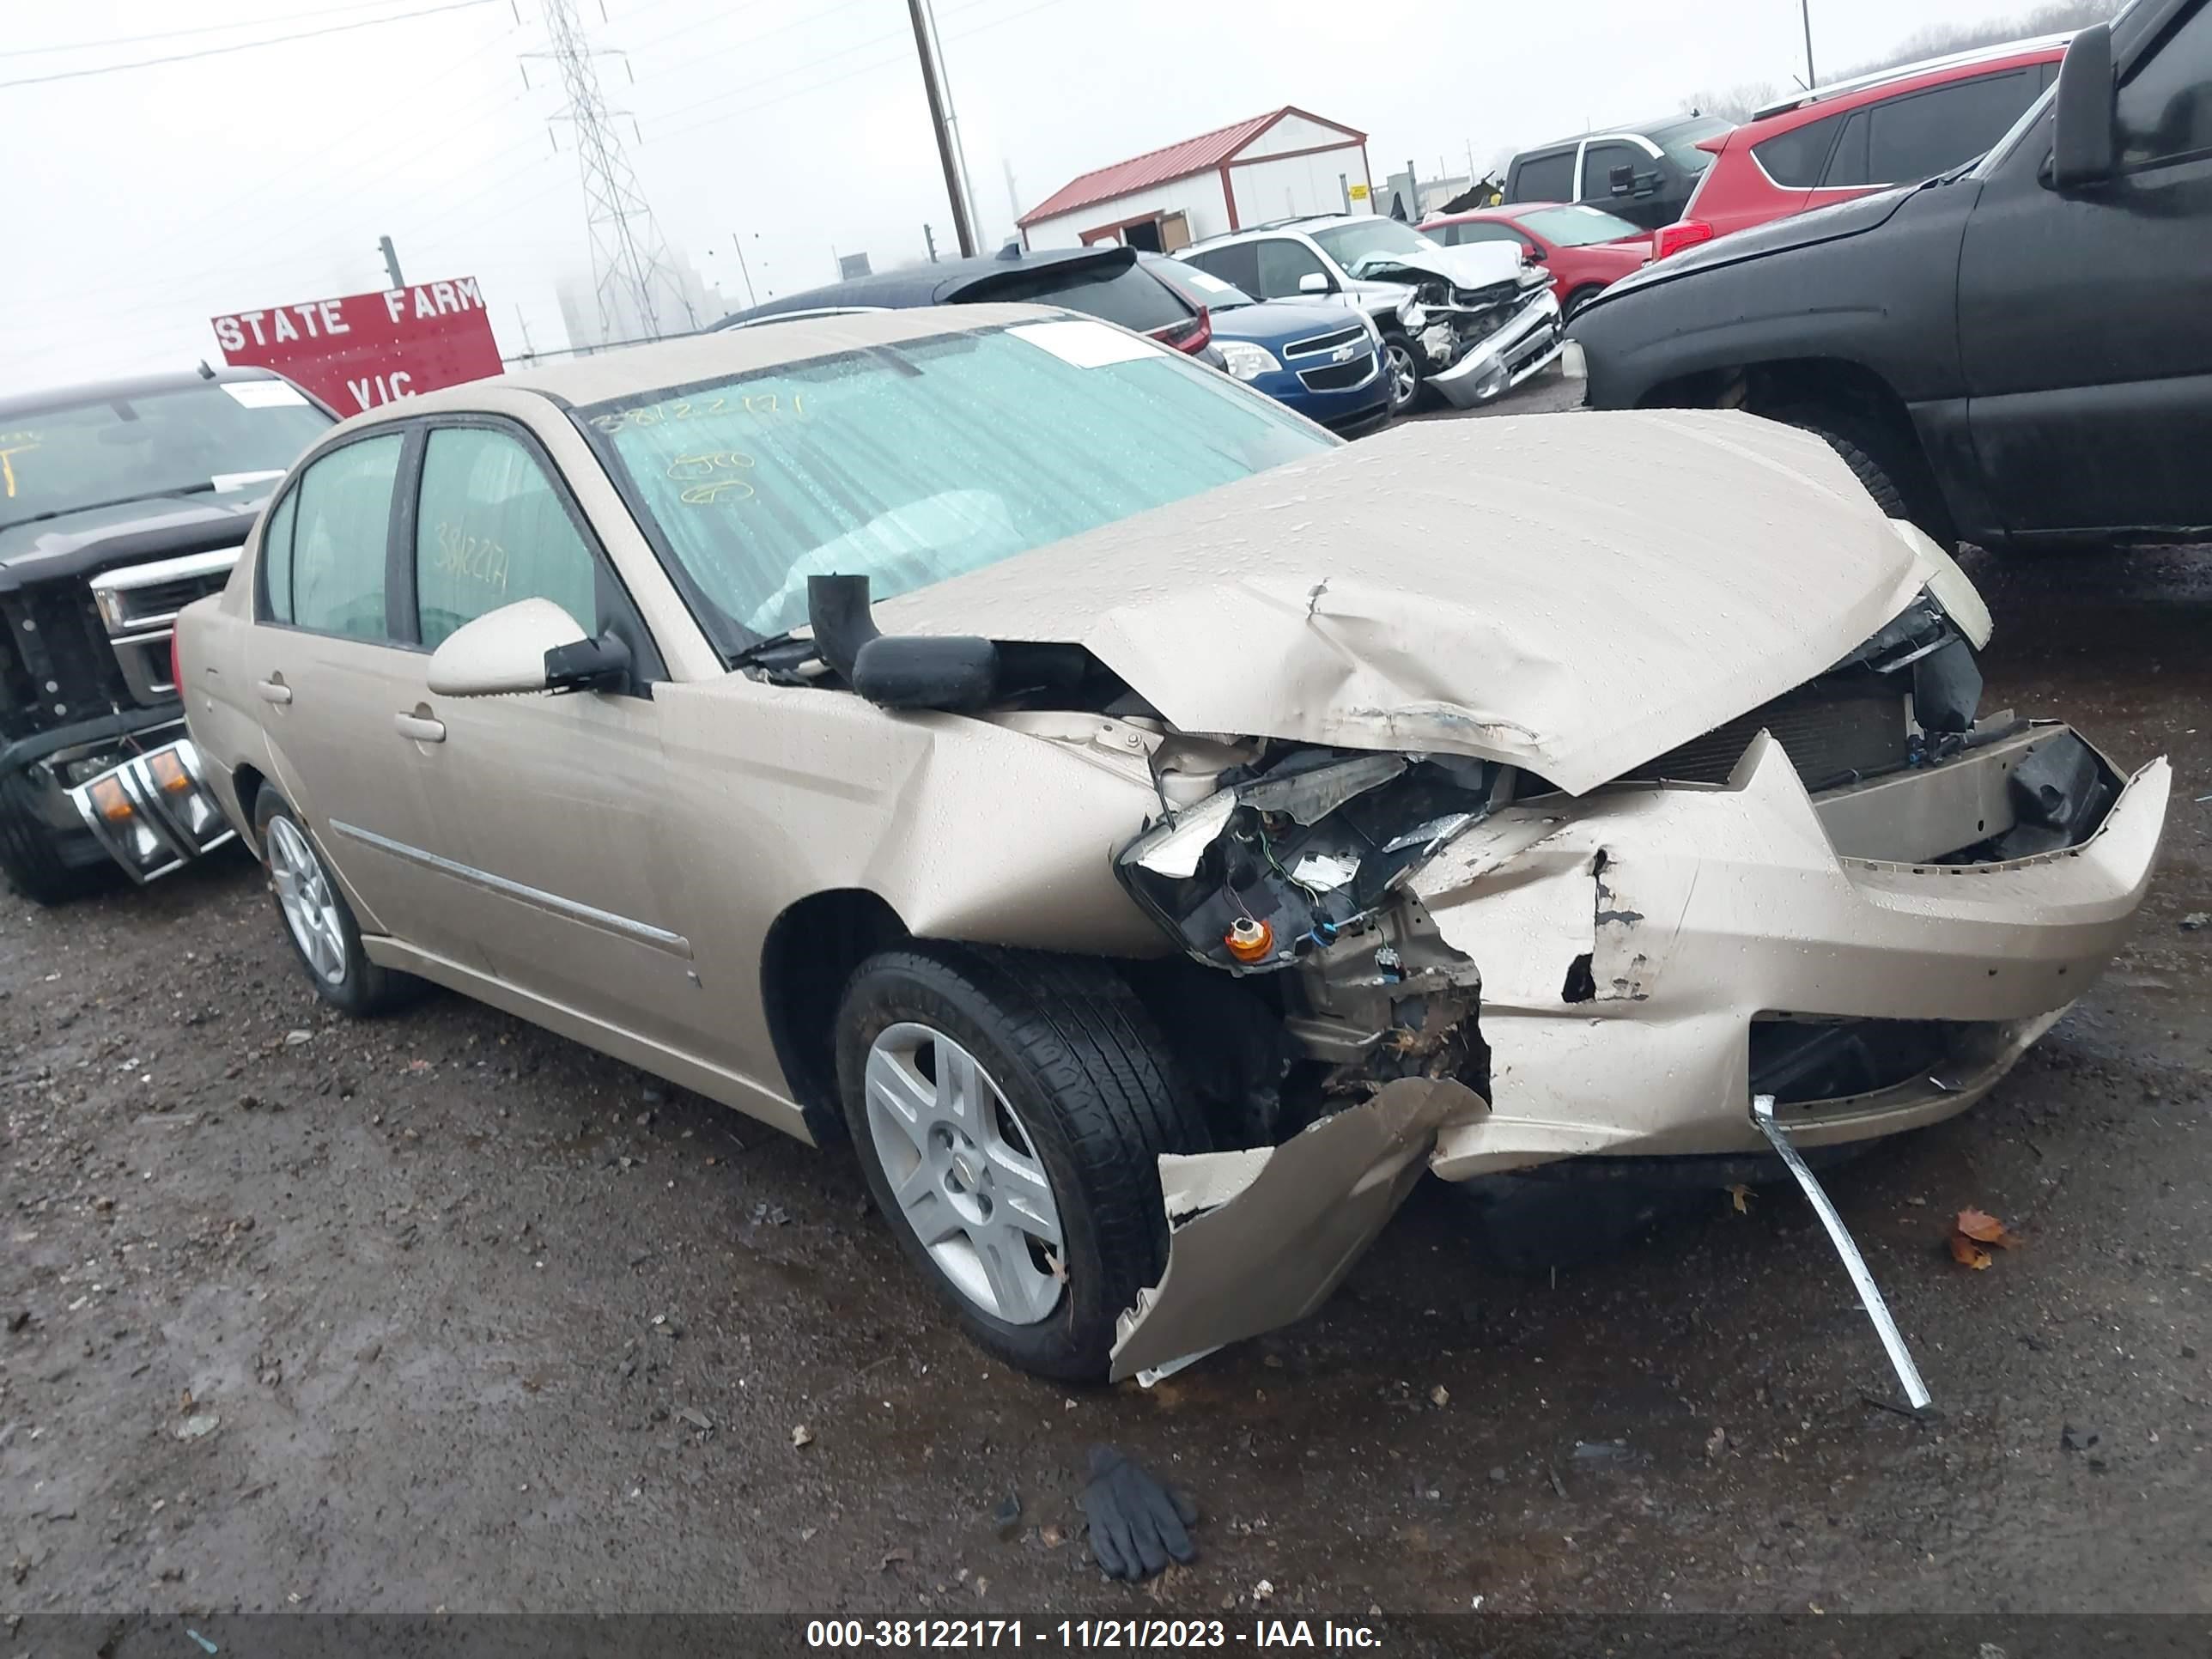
[1079,1444,1199,1581]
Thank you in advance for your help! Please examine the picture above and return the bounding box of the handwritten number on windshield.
[666,450,757,506]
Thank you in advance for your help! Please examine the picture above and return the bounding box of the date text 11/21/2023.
[804,1619,1386,1649]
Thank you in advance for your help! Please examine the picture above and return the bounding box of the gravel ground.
[3,375,2209,1619]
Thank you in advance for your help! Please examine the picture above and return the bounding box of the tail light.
[1150,304,1212,356]
[1652,220,1715,261]
[169,631,184,696]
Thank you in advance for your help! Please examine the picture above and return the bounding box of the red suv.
[1653,34,2069,259]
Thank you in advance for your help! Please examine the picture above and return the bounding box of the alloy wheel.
[1386,343,1419,409]
[266,816,348,987]
[863,1021,1066,1325]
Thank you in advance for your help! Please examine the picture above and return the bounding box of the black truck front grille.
[0,581,131,745]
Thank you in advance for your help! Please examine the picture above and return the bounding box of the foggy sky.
[5,0,2054,392]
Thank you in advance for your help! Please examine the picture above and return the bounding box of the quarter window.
[414,427,599,648]
[259,489,298,624]
[1753,112,1847,187]
[287,434,403,641]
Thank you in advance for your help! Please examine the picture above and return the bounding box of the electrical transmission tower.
[536,0,693,343]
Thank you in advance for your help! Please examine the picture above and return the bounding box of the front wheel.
[1766,404,1954,549]
[1562,284,1605,321]
[254,791,418,1016]
[836,944,1209,1382]
[1380,331,1423,415]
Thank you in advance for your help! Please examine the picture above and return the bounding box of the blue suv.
[1140,254,1391,434]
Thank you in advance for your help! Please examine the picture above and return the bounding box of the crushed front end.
[1101,574,2168,1381]
[1373,262,1564,406]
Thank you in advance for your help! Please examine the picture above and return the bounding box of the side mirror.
[1297,270,1332,295]
[1523,243,1549,262]
[2050,22,2116,189]
[428,597,629,696]
[1607,163,1635,196]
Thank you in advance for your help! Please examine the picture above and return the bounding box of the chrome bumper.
[1430,290,1565,409]
[66,738,236,883]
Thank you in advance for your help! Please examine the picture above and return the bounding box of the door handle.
[254,678,292,705]
[393,708,447,744]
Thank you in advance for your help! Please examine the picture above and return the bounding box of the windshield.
[1660,117,1733,173]
[1511,204,1644,246]
[1307,218,1440,273]
[584,322,1334,645]
[0,379,330,529]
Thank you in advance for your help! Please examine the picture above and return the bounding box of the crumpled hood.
[1349,238,1523,294]
[871,410,1947,795]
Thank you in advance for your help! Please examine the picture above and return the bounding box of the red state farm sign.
[211,276,503,415]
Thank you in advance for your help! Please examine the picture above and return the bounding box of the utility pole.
[379,234,404,289]
[1003,158,1022,231]
[924,223,939,263]
[922,0,986,249]
[533,0,694,343]
[728,233,757,308]
[514,304,537,358]
[905,0,976,258]
[1801,0,1818,88]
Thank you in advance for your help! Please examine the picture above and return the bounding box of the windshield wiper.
[0,481,219,535]
[726,627,818,680]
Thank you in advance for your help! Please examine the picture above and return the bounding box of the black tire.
[835,943,1210,1382]
[1562,284,1604,321]
[1380,331,1424,415]
[1768,403,1954,547]
[252,790,418,1017]
[0,770,101,906]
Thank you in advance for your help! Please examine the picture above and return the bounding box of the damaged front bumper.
[65,736,236,882]
[1413,723,2169,1176]
[1426,289,1565,409]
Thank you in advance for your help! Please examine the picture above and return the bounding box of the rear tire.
[253,790,418,1016]
[836,943,1209,1382]
[1768,403,1954,547]
[0,771,100,906]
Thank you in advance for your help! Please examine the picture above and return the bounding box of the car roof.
[715,245,1130,325]
[0,365,291,423]
[1748,32,2071,122]
[334,304,1073,419]
[1516,112,1729,158]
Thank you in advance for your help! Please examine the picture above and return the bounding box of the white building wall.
[1237,112,1359,160]
[1228,145,1376,224]
[1022,173,1231,250]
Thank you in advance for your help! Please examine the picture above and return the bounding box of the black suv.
[0,369,332,901]
[1570,0,2211,550]
[1504,112,1735,230]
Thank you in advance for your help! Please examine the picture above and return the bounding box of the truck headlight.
[1214,340,1281,382]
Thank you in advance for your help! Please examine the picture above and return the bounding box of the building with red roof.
[1018,106,1375,252]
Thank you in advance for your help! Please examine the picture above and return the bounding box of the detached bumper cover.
[66,738,236,883]
[1411,728,2170,1174]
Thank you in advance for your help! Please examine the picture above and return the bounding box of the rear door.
[1956,1,2212,536]
[250,428,489,967]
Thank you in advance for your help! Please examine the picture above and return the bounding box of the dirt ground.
[4,381,2209,1620]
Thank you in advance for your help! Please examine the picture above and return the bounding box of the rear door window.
[1511,148,1576,201]
[1429,221,1528,248]
[283,434,403,640]
[1753,111,1847,186]
[1831,69,2040,185]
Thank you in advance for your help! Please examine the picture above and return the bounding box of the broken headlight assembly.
[1113,749,1504,977]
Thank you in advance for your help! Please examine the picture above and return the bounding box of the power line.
[0,0,444,58]
[0,0,502,90]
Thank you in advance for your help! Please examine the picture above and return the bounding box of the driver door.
[396,417,712,1054]
[1957,2,2212,537]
